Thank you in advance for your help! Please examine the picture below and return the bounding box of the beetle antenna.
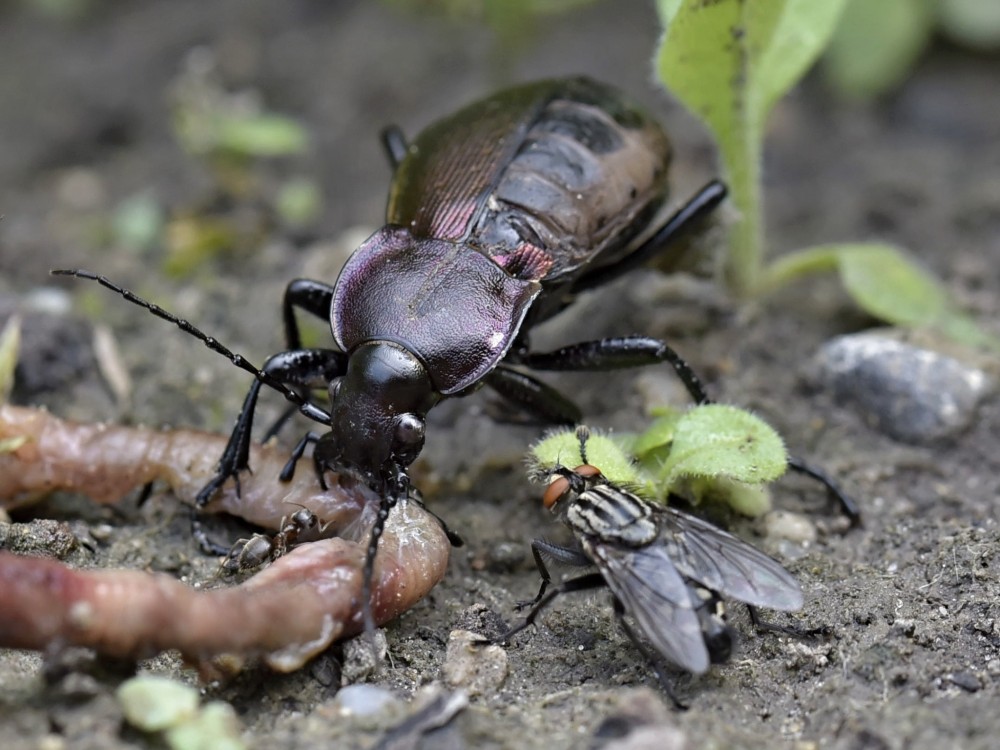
[51,269,330,422]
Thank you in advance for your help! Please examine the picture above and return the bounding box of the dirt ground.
[1,1,999,749]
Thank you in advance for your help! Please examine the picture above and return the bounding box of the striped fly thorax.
[566,482,658,547]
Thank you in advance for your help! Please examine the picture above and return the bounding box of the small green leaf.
[112,193,164,252]
[0,315,21,403]
[658,404,788,488]
[216,115,309,158]
[275,178,322,228]
[165,701,246,750]
[631,409,682,459]
[824,0,935,98]
[836,243,1000,351]
[687,475,774,517]
[117,676,199,732]
[761,243,1000,351]
[938,0,1000,50]
[836,243,946,325]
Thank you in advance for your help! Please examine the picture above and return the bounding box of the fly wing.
[654,506,803,612]
[587,539,710,674]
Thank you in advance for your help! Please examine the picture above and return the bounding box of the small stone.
[340,630,388,683]
[813,333,994,443]
[762,510,817,544]
[331,684,400,717]
[442,629,508,696]
[947,671,981,692]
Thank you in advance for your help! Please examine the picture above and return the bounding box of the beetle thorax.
[565,484,657,547]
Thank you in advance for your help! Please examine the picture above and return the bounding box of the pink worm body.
[0,404,450,676]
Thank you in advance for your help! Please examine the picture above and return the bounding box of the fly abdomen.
[691,585,735,665]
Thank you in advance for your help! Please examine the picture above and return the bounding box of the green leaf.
[216,115,309,158]
[275,178,322,228]
[656,0,847,294]
[836,243,1000,351]
[112,193,164,252]
[658,404,788,488]
[836,243,946,326]
[687,475,774,517]
[165,702,246,750]
[0,315,20,403]
[631,409,682,459]
[760,243,1000,352]
[937,0,1000,51]
[824,0,934,99]
[117,676,199,732]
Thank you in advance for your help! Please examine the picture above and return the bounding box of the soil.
[1,2,999,749]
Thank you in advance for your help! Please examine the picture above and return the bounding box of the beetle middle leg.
[514,336,859,520]
[484,366,583,425]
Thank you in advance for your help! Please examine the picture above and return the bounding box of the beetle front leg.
[281,279,336,351]
[192,348,346,554]
[259,280,339,443]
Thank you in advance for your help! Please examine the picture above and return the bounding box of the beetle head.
[321,341,439,490]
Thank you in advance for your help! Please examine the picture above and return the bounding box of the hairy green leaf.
[658,405,788,487]
[530,429,642,488]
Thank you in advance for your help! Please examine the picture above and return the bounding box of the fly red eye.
[542,476,570,509]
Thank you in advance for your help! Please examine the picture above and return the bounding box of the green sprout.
[530,404,788,517]
[655,0,998,352]
[826,0,1000,99]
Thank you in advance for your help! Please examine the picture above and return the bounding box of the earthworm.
[0,404,450,676]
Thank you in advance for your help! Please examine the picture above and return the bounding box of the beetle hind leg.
[571,179,727,293]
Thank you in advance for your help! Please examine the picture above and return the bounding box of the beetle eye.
[393,414,425,461]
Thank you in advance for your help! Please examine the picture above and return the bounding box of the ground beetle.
[57,76,855,634]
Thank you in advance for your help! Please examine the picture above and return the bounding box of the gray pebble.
[814,333,994,443]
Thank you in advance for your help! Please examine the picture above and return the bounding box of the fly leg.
[493,572,607,644]
[746,605,832,639]
[611,598,688,709]
[515,538,591,609]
